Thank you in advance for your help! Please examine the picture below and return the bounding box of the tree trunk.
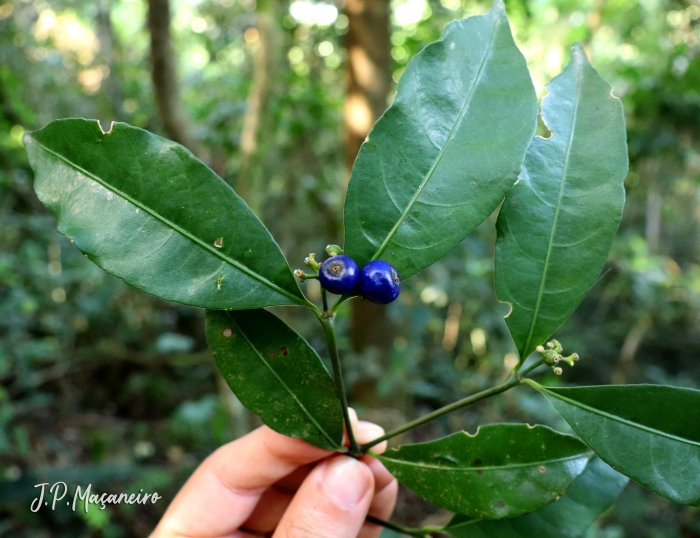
[95,0,126,122]
[236,0,282,214]
[344,0,393,172]
[345,0,394,355]
[146,0,198,154]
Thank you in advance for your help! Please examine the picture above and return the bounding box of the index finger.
[152,426,332,538]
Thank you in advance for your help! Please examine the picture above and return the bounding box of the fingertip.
[360,478,399,538]
[343,408,360,447]
[355,421,388,453]
[321,456,375,509]
[348,407,359,425]
[361,456,396,492]
[274,456,375,538]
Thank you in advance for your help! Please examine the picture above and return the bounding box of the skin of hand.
[150,409,397,538]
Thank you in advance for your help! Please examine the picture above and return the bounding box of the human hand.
[151,410,397,538]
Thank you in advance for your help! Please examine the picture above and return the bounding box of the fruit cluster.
[310,247,400,304]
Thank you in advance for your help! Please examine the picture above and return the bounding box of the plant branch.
[147,0,199,155]
[360,359,545,452]
[318,315,360,455]
[322,287,329,314]
[366,515,438,537]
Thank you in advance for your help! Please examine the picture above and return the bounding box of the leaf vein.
[225,312,337,447]
[29,137,305,306]
[370,14,501,262]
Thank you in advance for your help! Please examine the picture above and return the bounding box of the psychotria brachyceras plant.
[23,1,700,535]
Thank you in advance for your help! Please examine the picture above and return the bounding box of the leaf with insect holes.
[377,424,590,519]
[445,457,628,537]
[343,0,537,280]
[206,309,343,450]
[24,119,306,310]
[494,45,628,360]
[528,381,700,506]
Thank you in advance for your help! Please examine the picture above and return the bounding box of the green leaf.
[343,0,537,280]
[494,44,628,359]
[527,381,700,505]
[206,309,343,450]
[377,424,590,519]
[445,457,628,537]
[24,119,306,310]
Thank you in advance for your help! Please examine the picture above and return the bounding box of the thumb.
[273,456,374,538]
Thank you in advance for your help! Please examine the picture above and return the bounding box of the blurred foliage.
[1,0,699,535]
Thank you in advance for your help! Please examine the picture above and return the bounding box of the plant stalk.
[319,315,360,455]
[360,359,545,452]
[321,287,329,313]
[366,515,437,537]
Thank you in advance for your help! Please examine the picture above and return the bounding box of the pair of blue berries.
[319,256,400,304]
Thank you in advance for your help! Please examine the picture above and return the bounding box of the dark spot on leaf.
[476,469,483,475]
[539,466,547,473]
[473,459,482,466]
[497,501,506,509]
[214,237,224,248]
[269,351,275,357]
[222,328,233,338]
[281,346,288,356]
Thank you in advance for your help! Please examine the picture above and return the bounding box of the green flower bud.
[325,244,343,257]
[304,253,320,272]
[560,353,580,367]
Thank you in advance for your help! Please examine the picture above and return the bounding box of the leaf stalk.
[318,314,360,456]
[360,358,545,453]
[366,515,440,537]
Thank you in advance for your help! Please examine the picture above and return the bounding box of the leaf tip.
[22,131,33,148]
[490,0,506,13]
[570,42,590,66]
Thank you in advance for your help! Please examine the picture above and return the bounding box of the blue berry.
[319,255,359,295]
[358,260,400,304]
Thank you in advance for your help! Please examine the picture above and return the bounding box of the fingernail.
[321,457,371,508]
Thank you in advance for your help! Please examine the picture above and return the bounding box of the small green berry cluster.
[535,339,579,375]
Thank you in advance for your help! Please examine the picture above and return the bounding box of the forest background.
[1,0,699,535]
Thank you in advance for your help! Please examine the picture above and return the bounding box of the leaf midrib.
[541,387,700,448]
[520,67,582,357]
[371,13,501,262]
[29,136,305,307]
[380,452,589,472]
[226,313,339,448]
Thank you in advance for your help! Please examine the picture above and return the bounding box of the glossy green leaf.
[494,44,628,359]
[24,119,306,309]
[528,381,700,505]
[377,424,590,519]
[206,309,343,450]
[445,457,628,537]
[343,0,537,280]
